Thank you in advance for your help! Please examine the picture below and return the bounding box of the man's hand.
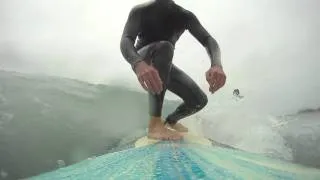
[205,65,226,94]
[134,61,163,94]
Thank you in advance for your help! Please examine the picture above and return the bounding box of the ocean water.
[0,70,319,180]
[0,70,177,179]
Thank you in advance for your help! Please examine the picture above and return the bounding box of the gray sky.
[1,0,319,115]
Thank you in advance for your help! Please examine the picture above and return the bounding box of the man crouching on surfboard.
[120,0,226,140]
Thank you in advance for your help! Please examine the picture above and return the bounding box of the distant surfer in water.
[120,0,226,140]
[233,89,244,100]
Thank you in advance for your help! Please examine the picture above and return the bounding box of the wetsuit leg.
[137,41,174,117]
[165,64,208,125]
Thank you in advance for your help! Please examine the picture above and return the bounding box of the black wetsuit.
[120,0,221,125]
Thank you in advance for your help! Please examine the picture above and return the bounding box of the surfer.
[120,0,226,140]
[233,89,244,101]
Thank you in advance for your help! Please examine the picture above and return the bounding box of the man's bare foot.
[148,117,183,140]
[167,122,189,132]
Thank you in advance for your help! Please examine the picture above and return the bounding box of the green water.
[0,70,178,179]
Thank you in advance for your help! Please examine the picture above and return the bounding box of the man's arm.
[186,12,222,68]
[120,6,163,94]
[186,11,226,94]
[120,7,143,70]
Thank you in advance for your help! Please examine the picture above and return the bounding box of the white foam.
[182,108,293,161]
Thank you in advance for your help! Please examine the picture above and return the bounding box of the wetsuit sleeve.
[186,12,222,68]
[120,7,143,69]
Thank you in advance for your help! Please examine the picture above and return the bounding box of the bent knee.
[158,41,174,49]
[196,93,208,110]
[188,93,208,112]
[156,41,174,54]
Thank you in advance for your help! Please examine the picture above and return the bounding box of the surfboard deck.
[29,133,320,180]
[135,133,212,147]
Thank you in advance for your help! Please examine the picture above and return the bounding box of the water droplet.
[57,160,66,168]
[87,156,96,160]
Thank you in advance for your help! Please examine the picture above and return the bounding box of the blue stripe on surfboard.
[154,141,206,180]
[178,149,206,179]
[155,142,190,179]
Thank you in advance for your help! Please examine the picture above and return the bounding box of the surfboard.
[29,133,320,180]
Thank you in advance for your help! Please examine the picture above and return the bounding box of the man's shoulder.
[130,1,154,12]
[173,4,196,19]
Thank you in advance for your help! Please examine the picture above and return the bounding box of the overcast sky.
[1,0,319,114]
